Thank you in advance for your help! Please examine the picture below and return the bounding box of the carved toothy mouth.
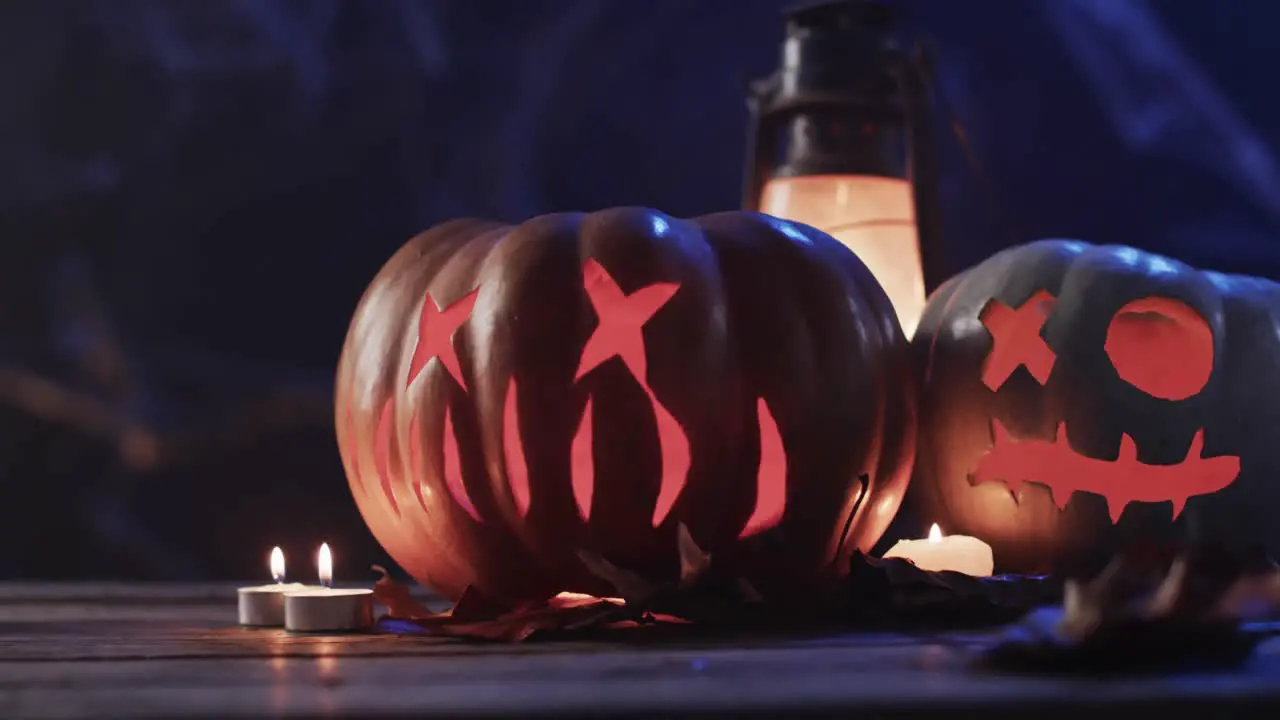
[970,419,1240,523]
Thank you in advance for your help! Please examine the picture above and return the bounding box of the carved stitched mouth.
[970,419,1240,523]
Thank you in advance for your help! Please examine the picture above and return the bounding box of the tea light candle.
[882,523,994,577]
[284,543,374,633]
[237,547,307,626]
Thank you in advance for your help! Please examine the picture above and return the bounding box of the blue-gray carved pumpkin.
[909,239,1279,573]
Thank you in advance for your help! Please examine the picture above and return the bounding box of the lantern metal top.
[741,0,949,295]
[743,0,914,200]
[750,0,908,121]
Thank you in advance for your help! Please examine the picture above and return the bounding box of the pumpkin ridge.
[690,214,769,543]
[803,218,917,557]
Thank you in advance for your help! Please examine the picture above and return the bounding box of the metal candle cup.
[882,524,995,577]
[237,547,311,627]
[282,542,374,633]
[237,583,307,627]
[284,588,375,633]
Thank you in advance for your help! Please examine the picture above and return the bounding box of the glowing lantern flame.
[760,175,925,338]
[269,546,285,583]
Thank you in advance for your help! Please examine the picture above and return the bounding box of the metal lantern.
[743,0,946,338]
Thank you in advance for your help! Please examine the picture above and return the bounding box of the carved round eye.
[1104,297,1213,400]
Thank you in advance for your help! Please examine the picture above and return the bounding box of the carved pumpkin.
[908,238,1280,573]
[335,208,915,604]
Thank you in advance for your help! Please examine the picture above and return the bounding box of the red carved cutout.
[407,289,479,391]
[575,259,689,527]
[397,286,483,522]
[344,406,366,496]
[972,418,1240,522]
[576,259,679,382]
[645,385,691,526]
[408,412,431,512]
[570,397,595,520]
[390,262,788,536]
[441,406,481,521]
[502,378,532,517]
[740,398,787,538]
[558,386,693,527]
[980,290,1057,390]
[1105,297,1213,400]
[373,398,400,515]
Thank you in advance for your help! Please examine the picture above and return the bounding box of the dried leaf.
[450,585,512,622]
[576,549,654,603]
[734,578,764,604]
[370,565,437,619]
[843,551,1061,629]
[982,546,1280,675]
[1213,572,1280,621]
[1141,556,1189,619]
[676,524,712,586]
[374,594,627,643]
[372,536,1064,643]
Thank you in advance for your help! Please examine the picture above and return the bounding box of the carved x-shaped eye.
[979,290,1057,391]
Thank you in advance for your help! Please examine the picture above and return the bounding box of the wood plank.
[2,583,1279,719]
[0,582,440,605]
[5,643,1280,719]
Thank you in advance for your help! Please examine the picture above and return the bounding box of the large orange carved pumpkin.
[335,208,916,604]
[908,239,1279,573]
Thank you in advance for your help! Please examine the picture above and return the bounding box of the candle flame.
[269,546,285,583]
[928,523,943,542]
[318,543,332,587]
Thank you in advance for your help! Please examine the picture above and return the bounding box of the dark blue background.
[2,0,1276,580]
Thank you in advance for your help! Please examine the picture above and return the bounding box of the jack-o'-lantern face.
[904,239,1277,574]
[336,208,916,603]
[395,259,788,537]
[971,292,1240,522]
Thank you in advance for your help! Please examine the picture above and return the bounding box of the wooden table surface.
[2,582,1280,719]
